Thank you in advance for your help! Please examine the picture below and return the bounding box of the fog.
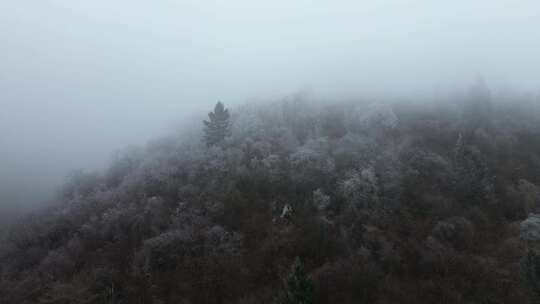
[1,0,540,214]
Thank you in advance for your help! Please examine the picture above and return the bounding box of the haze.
[1,0,540,214]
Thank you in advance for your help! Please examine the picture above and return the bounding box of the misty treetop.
[203,101,231,147]
[2,89,540,303]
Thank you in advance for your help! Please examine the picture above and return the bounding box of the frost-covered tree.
[312,189,331,212]
[338,168,379,210]
[203,101,231,146]
[345,102,398,133]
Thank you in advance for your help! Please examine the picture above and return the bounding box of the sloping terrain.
[2,92,540,303]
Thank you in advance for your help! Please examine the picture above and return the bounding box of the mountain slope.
[2,94,540,303]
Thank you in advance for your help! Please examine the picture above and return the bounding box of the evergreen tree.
[203,101,231,146]
[524,249,540,301]
[453,134,493,205]
[277,257,314,304]
[463,76,493,130]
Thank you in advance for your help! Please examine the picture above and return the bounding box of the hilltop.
[2,89,540,303]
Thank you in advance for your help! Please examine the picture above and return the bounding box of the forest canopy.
[2,88,540,303]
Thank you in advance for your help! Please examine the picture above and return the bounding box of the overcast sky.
[1,0,540,210]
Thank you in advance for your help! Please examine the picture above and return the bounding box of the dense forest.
[2,84,540,303]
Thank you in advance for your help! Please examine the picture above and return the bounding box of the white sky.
[1,0,540,207]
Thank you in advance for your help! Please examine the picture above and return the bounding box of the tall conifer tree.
[203,101,230,146]
[277,257,314,304]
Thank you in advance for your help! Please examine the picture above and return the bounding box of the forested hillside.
[2,88,540,303]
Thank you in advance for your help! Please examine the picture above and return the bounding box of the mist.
[1,0,540,215]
